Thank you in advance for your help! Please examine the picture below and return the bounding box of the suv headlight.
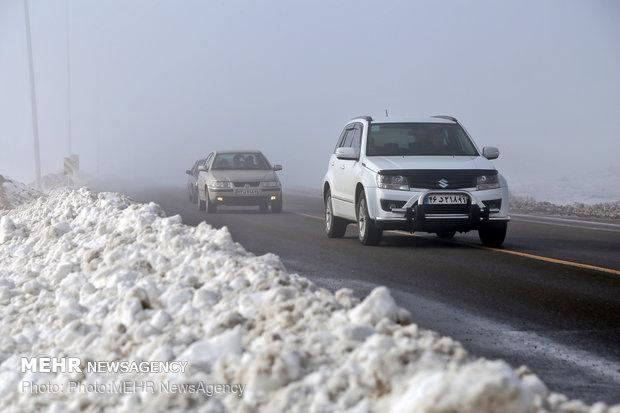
[476,174,500,190]
[262,181,280,188]
[209,181,232,189]
[376,174,409,191]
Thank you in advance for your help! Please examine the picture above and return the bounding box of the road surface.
[96,183,620,404]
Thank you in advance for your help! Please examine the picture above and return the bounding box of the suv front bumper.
[373,189,510,232]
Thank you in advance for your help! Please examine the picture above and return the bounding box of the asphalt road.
[98,183,620,404]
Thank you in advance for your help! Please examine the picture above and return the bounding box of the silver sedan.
[196,150,283,213]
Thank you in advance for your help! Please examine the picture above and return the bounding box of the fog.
[1,0,619,198]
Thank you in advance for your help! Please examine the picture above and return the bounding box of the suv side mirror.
[482,146,500,160]
[198,165,207,172]
[185,169,192,175]
[273,164,282,171]
[335,147,358,160]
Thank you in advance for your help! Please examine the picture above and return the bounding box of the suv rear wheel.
[478,223,507,248]
[357,190,382,245]
[325,190,347,238]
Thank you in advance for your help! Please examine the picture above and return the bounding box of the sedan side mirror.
[482,146,500,160]
[273,165,282,171]
[335,147,358,160]
[198,165,207,172]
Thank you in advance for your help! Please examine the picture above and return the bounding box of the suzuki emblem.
[438,179,448,188]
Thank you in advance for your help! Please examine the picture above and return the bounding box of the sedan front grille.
[232,181,260,187]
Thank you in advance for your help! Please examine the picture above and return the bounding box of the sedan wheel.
[206,187,217,213]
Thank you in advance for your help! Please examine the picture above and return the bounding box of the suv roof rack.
[351,115,373,122]
[431,115,458,123]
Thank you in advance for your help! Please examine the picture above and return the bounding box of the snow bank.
[0,175,42,210]
[0,186,617,412]
[510,195,620,221]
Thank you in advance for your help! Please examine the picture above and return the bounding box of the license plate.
[424,194,469,204]
[234,189,260,196]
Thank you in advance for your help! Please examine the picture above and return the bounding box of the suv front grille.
[386,169,497,190]
[423,204,470,214]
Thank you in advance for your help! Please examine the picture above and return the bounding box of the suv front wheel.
[478,223,507,248]
[357,190,382,245]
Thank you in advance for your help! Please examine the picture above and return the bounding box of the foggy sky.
[1,0,619,192]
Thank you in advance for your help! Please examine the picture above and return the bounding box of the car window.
[366,123,479,156]
[191,158,205,176]
[211,153,272,170]
[333,127,348,152]
[204,153,214,170]
[191,160,199,174]
[341,129,355,148]
[351,126,362,151]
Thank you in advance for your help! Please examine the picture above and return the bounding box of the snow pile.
[0,187,618,412]
[510,195,620,221]
[0,175,42,210]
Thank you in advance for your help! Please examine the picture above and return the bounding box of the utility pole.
[66,0,72,156]
[24,0,42,190]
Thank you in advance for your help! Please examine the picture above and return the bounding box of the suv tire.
[325,190,347,238]
[436,230,456,239]
[357,190,382,245]
[478,223,507,248]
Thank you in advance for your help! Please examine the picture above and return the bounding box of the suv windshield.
[366,123,479,156]
[211,153,271,170]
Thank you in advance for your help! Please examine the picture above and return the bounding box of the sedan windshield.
[366,123,479,156]
[211,153,271,170]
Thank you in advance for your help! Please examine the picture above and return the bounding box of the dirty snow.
[0,185,618,412]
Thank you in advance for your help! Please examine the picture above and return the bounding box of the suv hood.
[365,156,496,172]
[208,170,278,182]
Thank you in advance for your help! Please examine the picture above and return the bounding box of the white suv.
[323,115,510,247]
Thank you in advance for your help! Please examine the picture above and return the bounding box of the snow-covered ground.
[0,181,618,412]
[0,175,43,210]
[508,167,620,206]
[510,195,620,221]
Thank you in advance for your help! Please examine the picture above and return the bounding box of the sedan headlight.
[476,174,500,190]
[209,181,232,189]
[376,174,409,191]
[261,181,280,188]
